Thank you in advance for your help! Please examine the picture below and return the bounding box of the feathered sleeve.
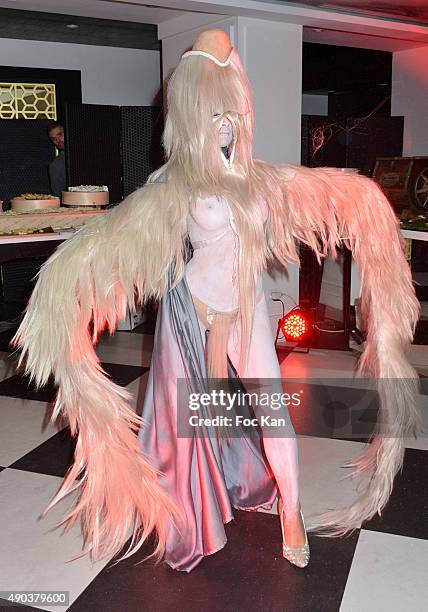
[11,182,183,563]
[275,163,423,535]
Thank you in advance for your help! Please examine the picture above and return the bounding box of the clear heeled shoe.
[278,498,310,568]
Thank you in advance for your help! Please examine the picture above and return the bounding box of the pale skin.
[213,116,307,548]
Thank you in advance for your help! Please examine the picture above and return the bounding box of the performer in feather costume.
[12,29,422,573]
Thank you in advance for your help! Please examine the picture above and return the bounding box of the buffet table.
[0,209,106,326]
[402,228,428,242]
[0,207,105,264]
[0,231,75,264]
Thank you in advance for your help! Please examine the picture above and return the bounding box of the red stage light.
[280,310,307,340]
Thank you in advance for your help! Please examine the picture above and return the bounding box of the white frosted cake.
[62,185,109,207]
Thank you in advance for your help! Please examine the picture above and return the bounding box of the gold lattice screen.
[0,82,57,119]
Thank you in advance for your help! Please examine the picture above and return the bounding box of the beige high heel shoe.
[278,497,310,568]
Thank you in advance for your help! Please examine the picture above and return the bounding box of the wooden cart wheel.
[413,167,428,211]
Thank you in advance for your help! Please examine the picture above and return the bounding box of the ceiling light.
[66,24,79,29]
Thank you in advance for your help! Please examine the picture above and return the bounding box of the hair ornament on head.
[181,49,233,67]
[181,28,233,67]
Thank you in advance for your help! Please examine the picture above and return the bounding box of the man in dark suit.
[47,122,66,197]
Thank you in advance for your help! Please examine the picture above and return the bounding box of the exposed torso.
[185,194,267,311]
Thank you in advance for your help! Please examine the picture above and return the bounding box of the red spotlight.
[280,309,307,341]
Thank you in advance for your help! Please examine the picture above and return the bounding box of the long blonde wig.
[149,49,299,372]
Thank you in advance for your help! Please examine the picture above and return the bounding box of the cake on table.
[0,188,108,236]
[62,185,109,208]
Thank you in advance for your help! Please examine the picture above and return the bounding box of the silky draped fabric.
[191,289,264,389]
[138,264,277,572]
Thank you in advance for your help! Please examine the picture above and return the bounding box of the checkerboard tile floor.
[0,321,426,612]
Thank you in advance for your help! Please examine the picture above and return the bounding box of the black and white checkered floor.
[0,318,427,612]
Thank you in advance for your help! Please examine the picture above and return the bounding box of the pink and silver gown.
[138,194,297,572]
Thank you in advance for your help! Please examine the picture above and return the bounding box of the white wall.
[235,17,302,328]
[237,18,302,164]
[392,45,428,156]
[0,37,160,106]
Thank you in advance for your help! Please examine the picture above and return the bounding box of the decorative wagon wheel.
[413,167,428,211]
